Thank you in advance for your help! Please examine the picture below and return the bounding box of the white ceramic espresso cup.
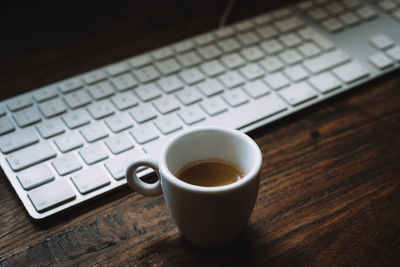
[125,126,262,249]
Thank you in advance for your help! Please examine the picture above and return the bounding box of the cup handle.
[125,157,162,196]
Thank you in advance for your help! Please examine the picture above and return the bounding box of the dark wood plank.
[1,0,400,266]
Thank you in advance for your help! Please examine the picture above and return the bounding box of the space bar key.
[206,93,288,130]
[6,142,57,171]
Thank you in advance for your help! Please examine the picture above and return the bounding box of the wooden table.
[1,1,400,266]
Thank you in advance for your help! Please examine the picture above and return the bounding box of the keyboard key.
[129,54,152,68]
[279,82,318,106]
[157,75,184,93]
[253,13,272,25]
[135,84,162,102]
[221,53,246,69]
[130,124,159,144]
[177,105,206,125]
[260,39,284,54]
[111,91,139,110]
[71,167,110,194]
[259,56,285,73]
[80,123,109,143]
[332,61,370,84]
[33,86,58,103]
[241,46,264,62]
[111,73,138,91]
[7,96,33,111]
[215,27,235,38]
[339,12,360,27]
[155,58,181,75]
[298,42,321,58]
[38,98,67,118]
[0,106,6,116]
[272,8,292,18]
[299,28,334,50]
[342,0,362,9]
[106,62,130,76]
[54,132,84,152]
[36,118,65,138]
[0,128,38,153]
[197,44,222,60]
[274,16,305,32]
[325,3,345,15]
[179,67,205,85]
[303,49,350,74]
[153,47,174,60]
[279,49,303,65]
[387,46,400,62]
[104,149,146,180]
[200,96,228,116]
[129,104,158,123]
[239,63,265,80]
[217,38,241,53]
[7,142,56,171]
[222,88,249,107]
[243,80,270,98]
[104,113,133,133]
[63,90,92,109]
[104,133,134,154]
[312,33,335,50]
[87,81,115,100]
[28,180,75,212]
[154,115,183,135]
[378,0,398,12]
[198,80,224,97]
[83,70,107,84]
[368,52,394,69]
[153,95,181,114]
[87,100,116,119]
[297,26,319,40]
[370,34,395,51]
[59,78,83,93]
[236,31,260,46]
[309,72,341,93]
[234,20,254,32]
[13,106,42,127]
[308,8,329,21]
[264,73,290,90]
[194,33,214,46]
[62,110,91,129]
[321,18,345,32]
[52,153,82,176]
[297,1,313,11]
[256,25,278,39]
[177,51,202,67]
[284,65,309,82]
[134,65,160,83]
[279,33,302,47]
[17,163,55,190]
[175,87,203,105]
[219,71,245,88]
[79,143,109,165]
[200,60,225,77]
[173,40,195,53]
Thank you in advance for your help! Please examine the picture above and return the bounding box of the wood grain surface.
[1,0,400,266]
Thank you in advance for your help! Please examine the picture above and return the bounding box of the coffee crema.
[176,159,244,187]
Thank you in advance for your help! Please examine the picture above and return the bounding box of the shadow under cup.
[160,127,262,249]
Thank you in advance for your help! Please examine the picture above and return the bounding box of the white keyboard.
[1,0,399,220]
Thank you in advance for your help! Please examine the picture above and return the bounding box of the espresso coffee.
[176,159,244,187]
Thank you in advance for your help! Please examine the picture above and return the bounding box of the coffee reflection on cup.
[125,126,262,249]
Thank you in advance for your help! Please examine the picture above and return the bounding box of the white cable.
[219,0,235,28]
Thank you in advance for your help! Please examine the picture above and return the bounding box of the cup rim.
[159,126,262,193]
